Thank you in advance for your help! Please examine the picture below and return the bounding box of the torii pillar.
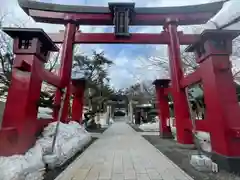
[186,29,240,173]
[71,78,86,123]
[153,79,173,138]
[165,19,193,144]
[53,23,77,123]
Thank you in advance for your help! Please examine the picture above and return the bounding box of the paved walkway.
[55,121,193,180]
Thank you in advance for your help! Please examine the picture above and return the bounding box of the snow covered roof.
[208,0,240,30]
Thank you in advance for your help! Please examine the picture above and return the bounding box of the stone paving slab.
[55,120,194,180]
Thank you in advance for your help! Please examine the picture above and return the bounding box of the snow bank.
[99,113,108,128]
[109,118,114,124]
[196,131,211,152]
[138,116,173,132]
[171,126,177,140]
[40,121,91,168]
[190,155,218,172]
[169,118,211,152]
[0,144,45,180]
[139,121,159,132]
[0,121,91,180]
[209,0,240,30]
[37,107,53,119]
[95,112,114,128]
[138,116,211,151]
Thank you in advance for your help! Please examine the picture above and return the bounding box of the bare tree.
[231,37,240,78]
[0,13,61,107]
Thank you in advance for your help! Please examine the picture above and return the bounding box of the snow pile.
[0,121,91,180]
[37,107,53,119]
[137,115,211,151]
[0,144,45,180]
[169,118,211,152]
[196,131,211,152]
[209,0,240,30]
[139,121,159,132]
[99,113,108,128]
[94,112,114,128]
[171,126,177,140]
[190,155,218,172]
[139,116,175,132]
[39,121,91,168]
[109,118,114,124]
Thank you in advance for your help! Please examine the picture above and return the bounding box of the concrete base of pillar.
[212,152,240,174]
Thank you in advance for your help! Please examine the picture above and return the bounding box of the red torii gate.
[1,0,240,173]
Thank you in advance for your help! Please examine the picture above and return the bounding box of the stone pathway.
[55,120,193,180]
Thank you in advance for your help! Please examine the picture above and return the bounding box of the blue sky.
[1,0,231,89]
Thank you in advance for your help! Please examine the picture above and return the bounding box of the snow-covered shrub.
[0,121,91,180]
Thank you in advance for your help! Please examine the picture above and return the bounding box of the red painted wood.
[49,32,198,45]
[201,52,240,156]
[0,54,43,155]
[166,21,193,144]
[72,89,85,123]
[71,79,86,123]
[180,69,201,88]
[28,9,216,26]
[53,23,77,121]
[155,85,172,138]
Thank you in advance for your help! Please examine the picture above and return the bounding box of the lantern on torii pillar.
[185,29,240,172]
[0,28,58,156]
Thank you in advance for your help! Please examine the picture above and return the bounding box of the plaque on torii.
[109,3,135,37]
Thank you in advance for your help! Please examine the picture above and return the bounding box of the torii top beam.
[18,0,225,25]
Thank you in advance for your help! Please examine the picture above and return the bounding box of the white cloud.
[80,26,110,33]
[114,57,129,67]
[109,68,134,89]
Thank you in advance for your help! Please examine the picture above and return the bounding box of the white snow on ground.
[139,116,170,132]
[138,117,211,152]
[99,116,114,128]
[98,114,109,128]
[95,112,114,128]
[0,121,91,180]
[37,107,53,119]
[190,155,218,173]
[139,121,159,132]
[40,121,91,168]
[0,144,45,180]
[196,131,211,152]
[170,119,211,152]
